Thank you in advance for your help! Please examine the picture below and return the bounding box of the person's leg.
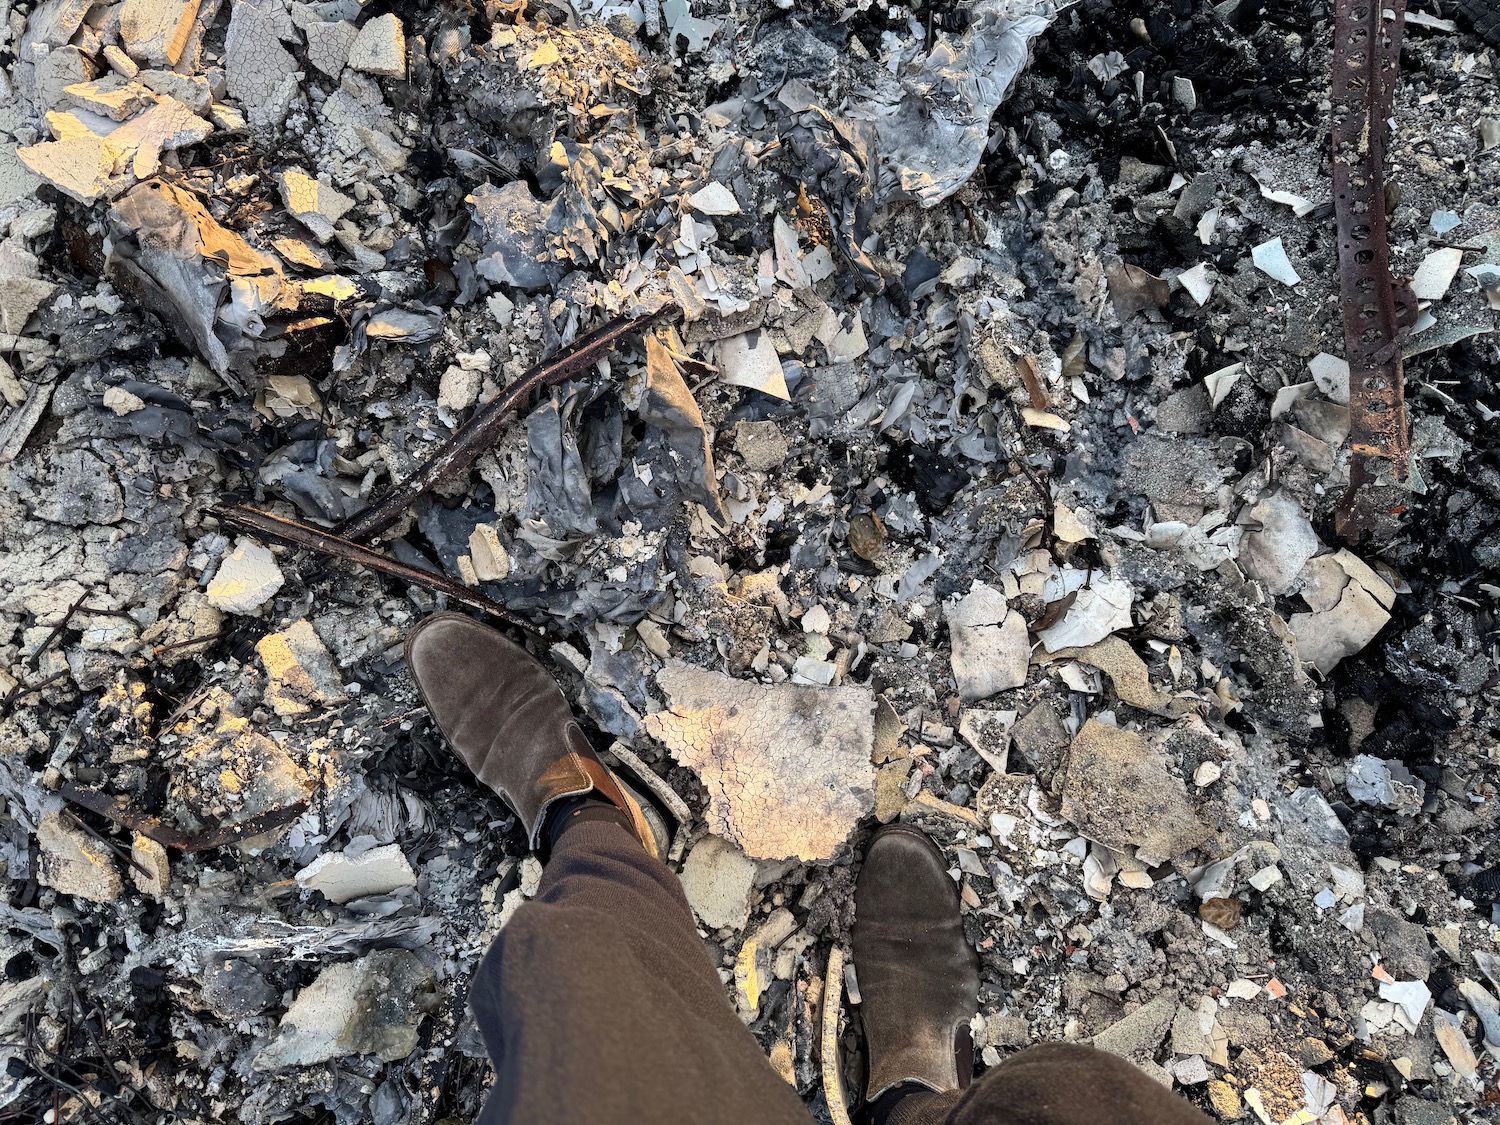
[868,1042,1214,1125]
[405,613,809,1125]
[470,815,812,1124]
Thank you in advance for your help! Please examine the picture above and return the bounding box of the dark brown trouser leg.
[468,819,813,1125]
[875,1043,1215,1125]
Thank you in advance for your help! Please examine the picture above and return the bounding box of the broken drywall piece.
[690,182,740,215]
[207,538,285,613]
[718,330,789,400]
[224,0,302,129]
[1036,573,1134,652]
[1308,352,1350,405]
[1288,550,1395,674]
[254,949,436,1069]
[945,582,1029,701]
[119,0,203,68]
[295,843,417,903]
[16,135,126,202]
[1251,237,1300,285]
[256,618,348,716]
[1178,263,1214,306]
[1409,247,1463,302]
[1053,636,1177,715]
[348,13,406,78]
[1059,720,1212,866]
[278,168,354,243]
[1345,754,1425,814]
[305,20,360,78]
[644,662,875,861]
[663,0,721,52]
[37,810,122,904]
[1239,492,1320,595]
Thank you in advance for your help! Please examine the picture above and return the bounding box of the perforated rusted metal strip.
[1330,0,1410,543]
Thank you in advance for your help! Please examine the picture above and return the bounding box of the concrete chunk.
[278,168,354,243]
[295,843,417,903]
[348,13,406,78]
[37,810,122,903]
[206,537,285,614]
[120,0,204,67]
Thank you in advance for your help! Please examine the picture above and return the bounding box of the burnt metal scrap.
[1330,0,1413,543]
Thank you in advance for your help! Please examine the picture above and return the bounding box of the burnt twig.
[337,305,672,543]
[59,781,308,853]
[218,505,534,630]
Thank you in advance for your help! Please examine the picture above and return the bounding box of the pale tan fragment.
[644,662,875,861]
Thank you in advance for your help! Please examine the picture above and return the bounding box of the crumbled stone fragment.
[348,13,406,78]
[295,843,417,903]
[224,0,301,128]
[120,0,203,67]
[1092,990,1177,1059]
[206,537,284,613]
[438,363,481,411]
[130,834,170,896]
[679,835,758,930]
[256,618,347,716]
[945,582,1029,702]
[645,663,875,860]
[37,810,122,903]
[690,181,741,215]
[254,949,436,1069]
[1059,720,1211,865]
[278,168,354,243]
[735,420,790,471]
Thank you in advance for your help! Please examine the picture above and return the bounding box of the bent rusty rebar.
[1330,0,1412,542]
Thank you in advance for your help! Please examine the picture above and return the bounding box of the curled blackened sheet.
[468,180,564,292]
[259,440,352,523]
[639,330,728,526]
[524,389,599,537]
[780,110,882,290]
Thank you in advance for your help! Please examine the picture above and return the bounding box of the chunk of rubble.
[467,524,512,582]
[1289,551,1395,674]
[945,582,1029,702]
[1051,636,1178,715]
[643,662,875,861]
[256,618,348,716]
[1036,571,1133,652]
[254,949,436,1069]
[1410,247,1464,302]
[1239,492,1320,595]
[718,330,789,400]
[295,843,417,903]
[37,809,122,903]
[1059,720,1212,866]
[304,20,359,78]
[278,168,354,244]
[206,537,285,614]
[201,958,277,1020]
[1252,237,1301,285]
[16,135,125,203]
[63,76,152,121]
[1309,352,1351,405]
[348,14,406,78]
[679,835,758,930]
[130,833,170,897]
[689,182,740,215]
[141,70,212,114]
[120,0,202,67]
[1092,989,1177,1059]
[1346,755,1426,815]
[224,0,301,129]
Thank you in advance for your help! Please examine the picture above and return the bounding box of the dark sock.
[865,1082,932,1125]
[543,793,631,854]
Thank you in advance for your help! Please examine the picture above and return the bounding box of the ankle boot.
[404,612,667,858]
[852,825,979,1101]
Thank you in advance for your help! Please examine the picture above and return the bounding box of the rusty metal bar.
[1331,0,1412,542]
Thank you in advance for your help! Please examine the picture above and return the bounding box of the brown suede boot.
[404,612,667,858]
[852,824,980,1102]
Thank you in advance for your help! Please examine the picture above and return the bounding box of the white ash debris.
[0,0,1498,1120]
